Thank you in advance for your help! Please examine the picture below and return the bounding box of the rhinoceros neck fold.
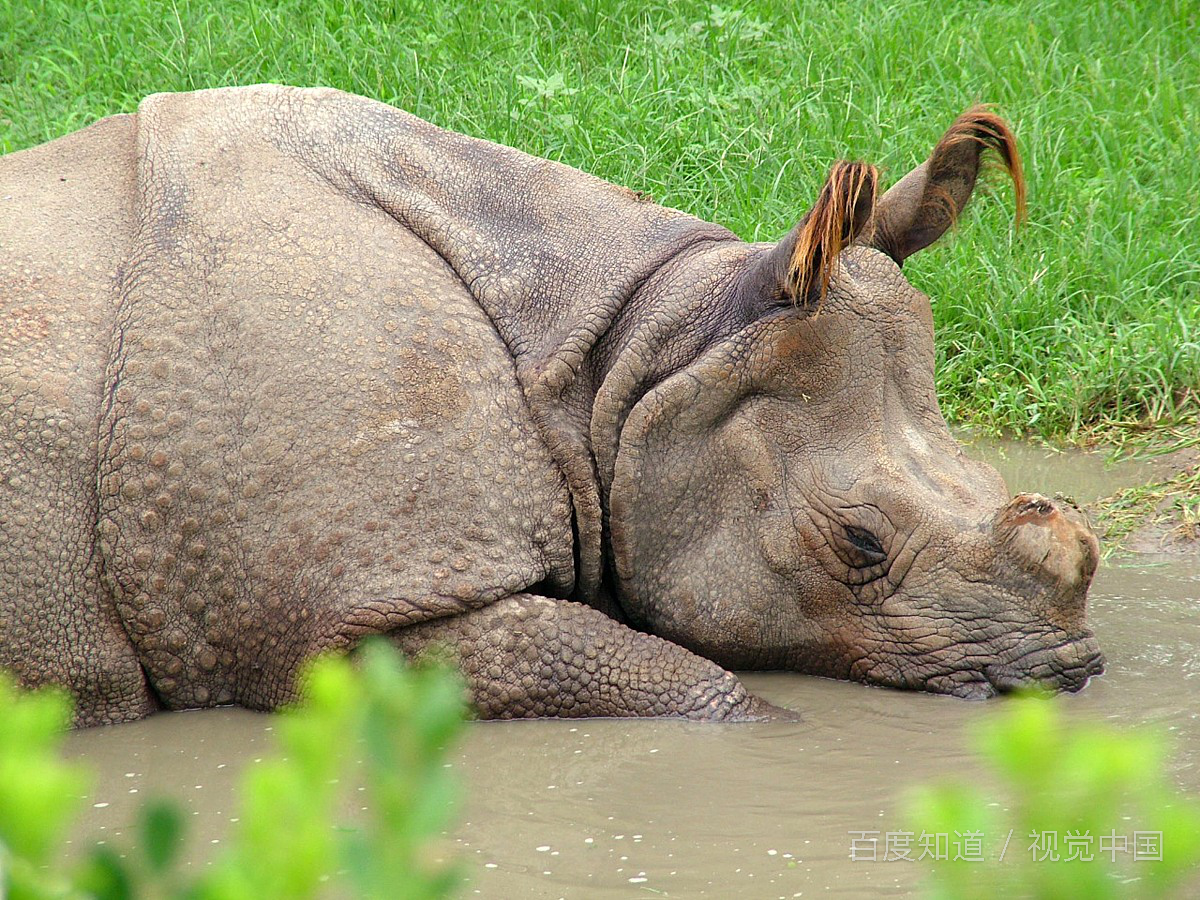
[131,84,734,604]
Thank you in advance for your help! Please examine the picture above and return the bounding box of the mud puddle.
[65,444,1200,897]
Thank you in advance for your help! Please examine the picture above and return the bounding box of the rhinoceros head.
[609,108,1103,697]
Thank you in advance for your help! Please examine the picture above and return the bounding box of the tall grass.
[2,0,1197,439]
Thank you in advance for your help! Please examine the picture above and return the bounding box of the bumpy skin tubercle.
[392,595,790,721]
[0,115,158,725]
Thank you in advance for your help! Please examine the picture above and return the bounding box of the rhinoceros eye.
[844,525,887,567]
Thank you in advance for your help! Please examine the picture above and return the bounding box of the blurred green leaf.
[0,674,88,868]
[0,642,465,900]
[907,693,1200,898]
[141,799,185,874]
[76,846,134,900]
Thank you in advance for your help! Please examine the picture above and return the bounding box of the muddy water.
[65,443,1200,897]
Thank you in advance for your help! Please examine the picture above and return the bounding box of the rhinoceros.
[0,86,1103,726]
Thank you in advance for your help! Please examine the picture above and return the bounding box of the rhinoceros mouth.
[981,633,1106,695]
[919,634,1105,699]
[844,627,1106,698]
[902,631,1105,699]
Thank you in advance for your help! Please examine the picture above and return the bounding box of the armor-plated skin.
[0,87,1102,725]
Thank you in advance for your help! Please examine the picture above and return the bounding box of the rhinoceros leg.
[389,594,783,721]
[0,114,158,726]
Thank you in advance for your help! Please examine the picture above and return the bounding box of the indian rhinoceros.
[0,86,1103,726]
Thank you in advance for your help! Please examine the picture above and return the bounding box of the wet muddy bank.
[1115,443,1200,555]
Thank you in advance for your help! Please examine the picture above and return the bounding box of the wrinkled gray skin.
[0,86,1102,726]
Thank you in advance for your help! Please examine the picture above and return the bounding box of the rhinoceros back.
[96,88,574,709]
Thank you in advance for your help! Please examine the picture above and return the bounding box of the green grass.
[2,0,1198,440]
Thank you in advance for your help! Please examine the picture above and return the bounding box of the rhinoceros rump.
[0,86,1102,725]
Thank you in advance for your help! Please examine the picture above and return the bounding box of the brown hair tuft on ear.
[934,104,1026,227]
[787,161,879,306]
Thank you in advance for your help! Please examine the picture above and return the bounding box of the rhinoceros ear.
[745,161,878,308]
[870,105,1026,264]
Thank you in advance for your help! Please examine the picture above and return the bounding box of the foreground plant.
[908,696,1200,898]
[0,640,465,899]
[0,675,90,898]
